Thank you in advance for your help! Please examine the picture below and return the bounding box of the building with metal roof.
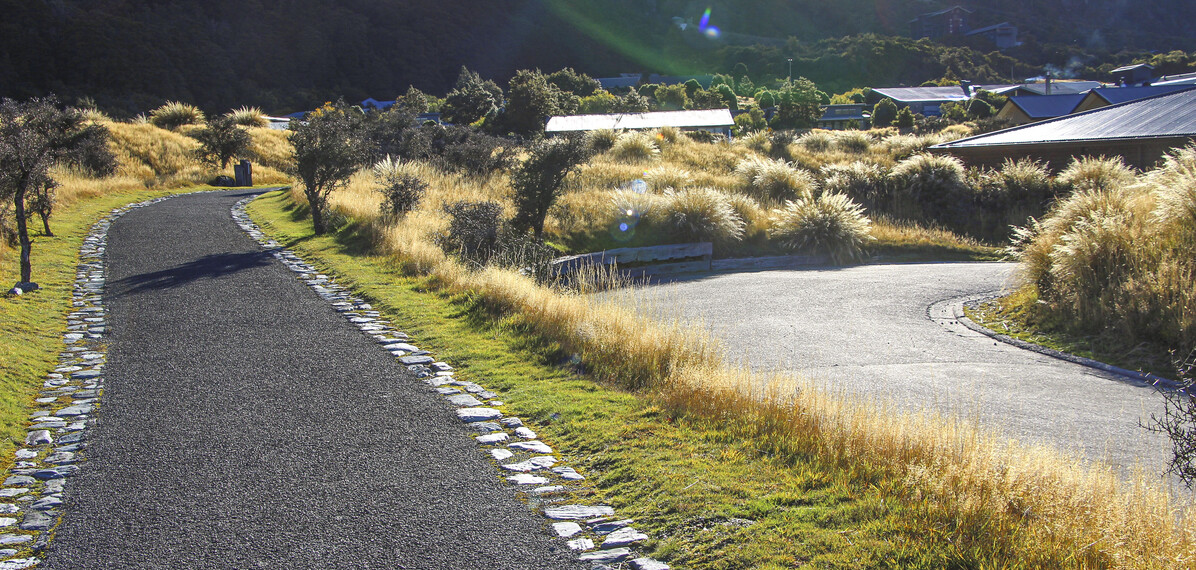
[931,88,1196,170]
[996,94,1086,125]
[814,104,870,130]
[1072,85,1196,113]
[1011,81,1102,96]
[965,22,1019,49]
[545,109,734,136]
[869,85,1010,116]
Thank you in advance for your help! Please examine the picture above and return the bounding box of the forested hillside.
[2,0,1193,115]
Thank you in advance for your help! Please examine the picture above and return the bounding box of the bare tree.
[1143,351,1196,487]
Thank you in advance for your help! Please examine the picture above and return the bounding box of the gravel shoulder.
[619,262,1174,479]
[41,190,579,569]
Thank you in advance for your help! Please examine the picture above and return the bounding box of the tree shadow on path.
[116,251,276,294]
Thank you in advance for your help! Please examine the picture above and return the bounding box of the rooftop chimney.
[1045,72,1052,95]
[960,80,973,97]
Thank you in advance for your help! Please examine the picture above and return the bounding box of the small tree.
[894,106,915,129]
[194,115,251,170]
[1144,354,1196,487]
[441,67,503,126]
[545,67,601,97]
[289,101,370,235]
[872,98,898,127]
[654,84,691,111]
[373,157,425,219]
[770,77,823,130]
[511,136,592,240]
[0,96,91,285]
[501,69,562,137]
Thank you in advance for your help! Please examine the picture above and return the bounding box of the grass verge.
[966,289,1180,380]
[250,188,1193,568]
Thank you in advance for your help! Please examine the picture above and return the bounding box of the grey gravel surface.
[41,190,580,570]
[619,263,1174,480]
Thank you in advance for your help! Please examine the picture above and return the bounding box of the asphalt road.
[617,262,1175,480]
[41,190,579,569]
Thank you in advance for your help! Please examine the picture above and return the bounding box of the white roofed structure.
[545,109,734,135]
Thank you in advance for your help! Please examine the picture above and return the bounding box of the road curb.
[930,293,1182,391]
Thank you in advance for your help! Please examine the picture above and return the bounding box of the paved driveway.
[618,262,1174,480]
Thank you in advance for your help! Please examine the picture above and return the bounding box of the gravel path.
[618,263,1174,480]
[40,190,580,569]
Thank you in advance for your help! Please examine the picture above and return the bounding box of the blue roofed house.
[1072,85,1196,113]
[815,104,870,130]
[996,94,1086,125]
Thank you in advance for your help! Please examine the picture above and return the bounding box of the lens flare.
[704,26,721,39]
[630,179,647,194]
[699,8,711,30]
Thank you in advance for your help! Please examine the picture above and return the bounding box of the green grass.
[247,189,997,568]
[966,289,1180,380]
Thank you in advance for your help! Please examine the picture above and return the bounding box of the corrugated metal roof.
[1006,93,1086,118]
[1111,63,1154,73]
[871,85,1011,103]
[1017,81,1102,95]
[1092,85,1195,105]
[934,88,1196,149]
[545,109,734,133]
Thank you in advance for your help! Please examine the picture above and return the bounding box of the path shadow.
[116,251,276,294]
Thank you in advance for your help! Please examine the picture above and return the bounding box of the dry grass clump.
[768,193,872,263]
[736,130,771,154]
[148,101,206,130]
[226,106,268,127]
[735,156,816,203]
[723,192,770,237]
[587,129,620,153]
[820,161,887,209]
[832,130,872,154]
[1057,156,1137,193]
[797,130,834,153]
[643,166,693,191]
[608,131,661,163]
[661,187,745,245]
[888,152,970,222]
[1010,146,1196,356]
[878,133,940,160]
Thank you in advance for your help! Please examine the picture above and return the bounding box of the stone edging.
[0,195,177,570]
[231,194,669,570]
[929,292,1181,391]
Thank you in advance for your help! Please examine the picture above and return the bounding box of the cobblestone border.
[0,195,176,570]
[231,195,669,569]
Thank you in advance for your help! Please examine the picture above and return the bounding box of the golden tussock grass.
[285,146,1196,566]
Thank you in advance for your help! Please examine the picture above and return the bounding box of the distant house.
[360,98,395,111]
[931,88,1196,171]
[545,109,734,137]
[264,116,292,130]
[996,94,1086,125]
[869,85,1009,116]
[1111,63,1155,86]
[965,22,1018,49]
[648,74,714,88]
[1071,85,1196,113]
[1008,80,1102,97]
[910,6,972,40]
[815,104,870,130]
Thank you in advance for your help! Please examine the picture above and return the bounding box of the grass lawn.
[248,189,1007,568]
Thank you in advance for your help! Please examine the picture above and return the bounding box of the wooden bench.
[551,242,713,278]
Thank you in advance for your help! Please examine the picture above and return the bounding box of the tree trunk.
[308,190,327,235]
[13,187,31,283]
[40,208,52,237]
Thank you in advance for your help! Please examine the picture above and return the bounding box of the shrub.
[872,98,898,127]
[1057,156,1136,193]
[833,130,872,154]
[662,187,745,245]
[820,161,887,210]
[895,107,915,128]
[373,156,426,218]
[289,101,370,234]
[723,192,769,236]
[438,200,504,264]
[193,115,251,170]
[657,126,681,144]
[149,101,205,130]
[226,106,268,128]
[737,131,770,153]
[769,193,872,263]
[797,130,834,153]
[971,158,1055,240]
[1153,145,1196,247]
[609,131,660,162]
[511,135,592,239]
[587,129,620,152]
